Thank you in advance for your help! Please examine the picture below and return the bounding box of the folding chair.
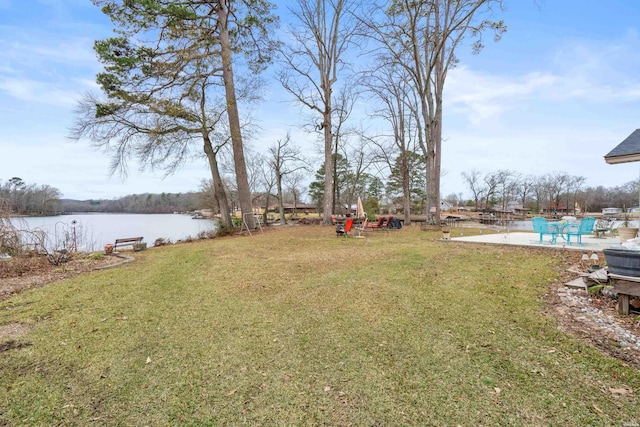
[336,218,354,237]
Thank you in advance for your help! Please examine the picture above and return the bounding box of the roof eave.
[605,154,640,165]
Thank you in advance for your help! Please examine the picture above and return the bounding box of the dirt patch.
[0,322,32,339]
[0,324,33,353]
[0,252,130,302]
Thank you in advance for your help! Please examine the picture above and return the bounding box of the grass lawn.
[1,225,639,425]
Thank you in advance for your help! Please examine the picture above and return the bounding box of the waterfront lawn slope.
[1,226,639,425]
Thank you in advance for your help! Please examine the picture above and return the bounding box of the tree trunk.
[203,135,232,228]
[402,166,411,225]
[262,193,270,226]
[277,174,286,225]
[323,100,333,224]
[432,32,445,226]
[432,95,443,224]
[218,4,253,229]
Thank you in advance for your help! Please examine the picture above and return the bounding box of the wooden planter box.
[609,274,640,315]
[132,242,147,252]
[603,249,640,314]
[617,227,639,243]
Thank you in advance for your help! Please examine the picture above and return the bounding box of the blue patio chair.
[531,217,556,243]
[565,217,596,245]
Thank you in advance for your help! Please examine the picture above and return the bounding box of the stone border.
[556,286,640,350]
[94,253,135,270]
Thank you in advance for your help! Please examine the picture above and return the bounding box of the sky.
[1,0,640,201]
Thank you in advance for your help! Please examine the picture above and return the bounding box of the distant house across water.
[266,203,318,214]
[602,207,623,215]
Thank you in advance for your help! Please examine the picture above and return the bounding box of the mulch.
[0,252,127,302]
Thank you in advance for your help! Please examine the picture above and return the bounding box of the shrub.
[215,226,234,237]
[154,238,172,247]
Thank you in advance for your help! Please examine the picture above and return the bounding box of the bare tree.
[268,133,309,225]
[362,0,506,222]
[279,0,362,224]
[340,136,379,214]
[285,172,308,216]
[330,87,360,212]
[461,169,485,211]
[536,172,567,216]
[494,169,517,211]
[253,153,278,225]
[515,174,535,215]
[565,175,586,214]
[482,171,500,211]
[363,62,419,224]
[0,178,62,216]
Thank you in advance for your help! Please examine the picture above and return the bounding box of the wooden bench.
[609,273,640,315]
[114,237,144,251]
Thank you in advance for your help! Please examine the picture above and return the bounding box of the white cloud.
[445,33,640,125]
[0,134,212,199]
[446,67,556,124]
[0,77,81,107]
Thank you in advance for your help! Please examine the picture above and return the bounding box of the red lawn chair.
[366,216,386,230]
[336,218,354,237]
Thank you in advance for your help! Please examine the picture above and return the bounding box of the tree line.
[0,177,207,215]
[61,192,202,214]
[0,177,62,216]
[458,169,640,214]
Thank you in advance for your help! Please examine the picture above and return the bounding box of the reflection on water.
[12,213,218,252]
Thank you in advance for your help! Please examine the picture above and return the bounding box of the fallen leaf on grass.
[227,390,236,396]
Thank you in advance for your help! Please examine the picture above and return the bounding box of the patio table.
[548,221,569,244]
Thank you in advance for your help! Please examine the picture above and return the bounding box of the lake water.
[11,213,218,252]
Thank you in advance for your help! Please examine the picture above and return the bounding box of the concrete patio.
[449,230,622,252]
